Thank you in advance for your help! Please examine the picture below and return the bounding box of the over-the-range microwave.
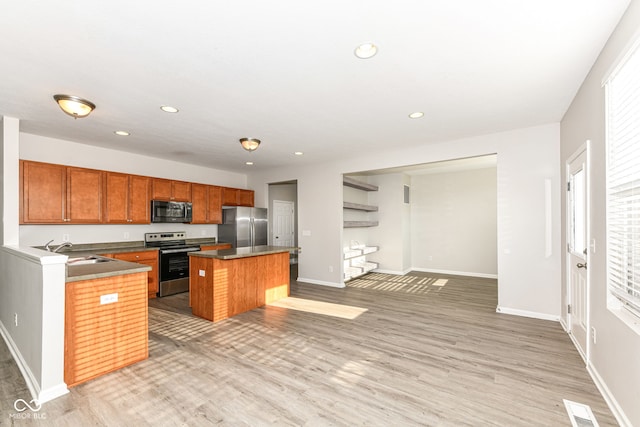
[151,200,193,223]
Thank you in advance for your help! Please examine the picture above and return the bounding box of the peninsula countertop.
[189,245,298,260]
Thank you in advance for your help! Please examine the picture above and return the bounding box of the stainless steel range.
[145,231,200,297]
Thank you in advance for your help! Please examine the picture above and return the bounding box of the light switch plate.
[199,269,205,277]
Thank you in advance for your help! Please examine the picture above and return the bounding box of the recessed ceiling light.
[294,151,303,156]
[245,161,254,166]
[160,105,179,113]
[354,43,378,59]
[114,130,130,136]
[409,112,424,119]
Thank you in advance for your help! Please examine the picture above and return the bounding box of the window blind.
[606,39,640,318]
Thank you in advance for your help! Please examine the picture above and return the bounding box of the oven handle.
[160,247,201,254]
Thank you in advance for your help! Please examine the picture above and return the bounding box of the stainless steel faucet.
[45,240,73,253]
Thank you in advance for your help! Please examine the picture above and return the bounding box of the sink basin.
[67,256,115,266]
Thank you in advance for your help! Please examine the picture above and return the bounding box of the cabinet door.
[151,178,172,201]
[222,187,239,206]
[171,181,192,202]
[191,183,208,224]
[104,172,129,224]
[21,161,66,223]
[208,186,223,223]
[238,189,254,207]
[67,167,104,223]
[113,251,159,298]
[128,175,151,223]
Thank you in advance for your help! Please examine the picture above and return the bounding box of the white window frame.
[604,34,640,333]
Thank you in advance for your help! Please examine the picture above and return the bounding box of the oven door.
[158,247,200,296]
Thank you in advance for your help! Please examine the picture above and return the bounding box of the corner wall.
[560,1,640,425]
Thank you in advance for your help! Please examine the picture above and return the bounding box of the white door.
[273,200,294,247]
[567,147,589,360]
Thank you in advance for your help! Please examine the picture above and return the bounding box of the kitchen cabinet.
[104,172,151,224]
[152,178,192,202]
[101,251,159,298]
[191,184,223,224]
[65,272,148,387]
[20,160,104,224]
[222,187,254,207]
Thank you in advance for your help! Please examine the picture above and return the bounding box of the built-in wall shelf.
[343,201,378,212]
[343,176,379,191]
[344,221,379,228]
[343,245,379,281]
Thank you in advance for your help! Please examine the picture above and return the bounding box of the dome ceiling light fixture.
[53,94,96,118]
[160,105,179,113]
[354,43,378,59]
[408,111,424,119]
[239,137,261,152]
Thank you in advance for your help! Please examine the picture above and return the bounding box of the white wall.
[411,167,497,277]
[18,133,250,246]
[561,1,640,425]
[368,173,408,274]
[249,123,562,319]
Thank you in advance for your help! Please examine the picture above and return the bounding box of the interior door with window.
[567,147,589,359]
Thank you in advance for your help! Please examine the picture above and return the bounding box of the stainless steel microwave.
[151,200,193,223]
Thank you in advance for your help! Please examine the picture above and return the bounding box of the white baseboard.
[559,317,568,332]
[372,268,411,275]
[495,306,560,322]
[0,321,68,405]
[296,277,345,288]
[411,267,498,279]
[587,362,632,427]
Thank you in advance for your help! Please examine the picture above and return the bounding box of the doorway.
[566,143,590,361]
[268,181,298,279]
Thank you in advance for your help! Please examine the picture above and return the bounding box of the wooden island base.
[189,250,290,322]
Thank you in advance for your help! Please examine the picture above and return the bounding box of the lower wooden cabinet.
[65,272,148,387]
[102,251,159,298]
[200,243,232,251]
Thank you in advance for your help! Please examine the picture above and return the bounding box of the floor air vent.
[564,399,599,427]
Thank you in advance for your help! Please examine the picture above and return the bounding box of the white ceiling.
[0,1,630,173]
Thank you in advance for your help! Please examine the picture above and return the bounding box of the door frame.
[565,140,591,363]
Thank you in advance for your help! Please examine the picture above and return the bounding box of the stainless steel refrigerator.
[219,207,268,248]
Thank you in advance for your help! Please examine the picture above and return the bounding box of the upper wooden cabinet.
[21,160,104,224]
[222,187,254,207]
[191,184,223,224]
[152,178,191,202]
[104,173,151,224]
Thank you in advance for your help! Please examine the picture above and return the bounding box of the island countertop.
[189,245,297,260]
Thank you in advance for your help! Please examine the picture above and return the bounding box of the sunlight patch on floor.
[268,297,368,320]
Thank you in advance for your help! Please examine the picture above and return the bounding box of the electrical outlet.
[328,265,334,273]
[428,255,433,261]
[201,230,207,236]
[124,232,130,239]
[100,293,118,305]
[14,313,18,327]
[592,327,597,344]
[62,233,70,242]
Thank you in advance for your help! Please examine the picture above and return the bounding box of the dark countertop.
[189,245,298,260]
[37,238,229,282]
[66,257,151,283]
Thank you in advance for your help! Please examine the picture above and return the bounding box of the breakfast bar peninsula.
[188,246,295,322]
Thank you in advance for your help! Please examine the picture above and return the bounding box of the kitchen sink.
[67,256,115,266]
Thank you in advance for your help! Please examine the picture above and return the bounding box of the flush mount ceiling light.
[409,112,424,119]
[240,137,261,152]
[53,94,96,118]
[245,161,254,166]
[354,43,378,59]
[160,105,179,113]
[294,151,304,156]
[114,130,130,136]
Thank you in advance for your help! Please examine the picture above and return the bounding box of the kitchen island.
[189,246,296,322]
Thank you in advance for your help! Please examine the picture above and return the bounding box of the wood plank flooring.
[0,272,618,426]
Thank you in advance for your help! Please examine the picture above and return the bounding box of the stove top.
[144,231,193,248]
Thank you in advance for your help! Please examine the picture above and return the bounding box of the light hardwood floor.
[1,272,617,426]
